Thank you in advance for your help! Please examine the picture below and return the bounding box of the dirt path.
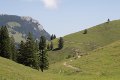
[63,59,80,72]
[63,62,80,71]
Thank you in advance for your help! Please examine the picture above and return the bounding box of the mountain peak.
[0,14,50,42]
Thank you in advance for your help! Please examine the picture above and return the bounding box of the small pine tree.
[83,29,87,34]
[50,42,53,50]
[53,34,56,39]
[0,26,11,59]
[107,19,110,23]
[58,37,64,49]
[47,44,50,50]
[50,34,54,40]
[39,36,49,72]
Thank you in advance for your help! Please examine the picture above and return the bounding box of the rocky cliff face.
[0,14,50,42]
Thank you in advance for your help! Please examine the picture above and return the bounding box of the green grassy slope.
[69,40,120,80]
[48,20,120,63]
[0,57,68,80]
[49,40,120,80]
[1,40,120,80]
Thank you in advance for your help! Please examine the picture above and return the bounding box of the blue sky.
[0,0,120,37]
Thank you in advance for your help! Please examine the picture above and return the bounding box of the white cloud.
[41,0,59,9]
[17,0,59,9]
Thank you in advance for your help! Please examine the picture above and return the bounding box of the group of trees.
[47,42,53,50]
[0,26,16,60]
[0,26,48,72]
[47,37,64,51]
[0,26,64,72]
[50,34,56,40]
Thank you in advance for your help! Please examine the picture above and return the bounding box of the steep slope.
[0,14,50,42]
[48,20,120,63]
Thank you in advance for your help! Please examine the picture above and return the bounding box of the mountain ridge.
[0,14,50,42]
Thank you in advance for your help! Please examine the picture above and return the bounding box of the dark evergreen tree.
[17,41,25,64]
[50,41,53,50]
[0,27,1,54]
[0,26,11,59]
[10,36,17,61]
[47,44,50,50]
[50,34,54,40]
[58,37,64,49]
[34,40,39,70]
[39,36,49,72]
[24,32,38,68]
[35,40,39,52]
[53,34,56,39]
[17,33,39,69]
[83,29,87,34]
[107,19,110,23]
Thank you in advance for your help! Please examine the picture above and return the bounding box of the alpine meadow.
[0,0,120,80]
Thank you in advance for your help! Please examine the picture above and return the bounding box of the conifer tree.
[17,33,39,69]
[10,36,17,61]
[0,27,1,54]
[17,41,25,64]
[47,44,50,50]
[50,41,53,50]
[35,40,39,52]
[24,32,38,68]
[58,37,64,49]
[83,29,87,34]
[39,36,49,72]
[50,34,53,40]
[0,26,11,59]
[53,34,56,39]
[107,19,110,23]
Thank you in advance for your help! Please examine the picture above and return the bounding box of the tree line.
[0,26,48,72]
[0,26,64,72]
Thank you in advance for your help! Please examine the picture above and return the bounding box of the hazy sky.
[0,0,120,37]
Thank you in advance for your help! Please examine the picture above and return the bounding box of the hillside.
[48,20,120,63]
[0,14,50,42]
[49,40,120,80]
[0,57,64,80]
[0,40,120,80]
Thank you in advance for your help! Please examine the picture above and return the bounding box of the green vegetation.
[10,36,17,61]
[39,36,49,72]
[0,27,49,71]
[48,20,120,63]
[58,37,64,49]
[0,39,120,80]
[0,57,62,80]
[0,26,11,59]
[17,32,39,69]
[0,20,120,80]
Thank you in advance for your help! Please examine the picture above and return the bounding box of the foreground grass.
[0,57,62,80]
[48,40,120,80]
[0,40,120,80]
